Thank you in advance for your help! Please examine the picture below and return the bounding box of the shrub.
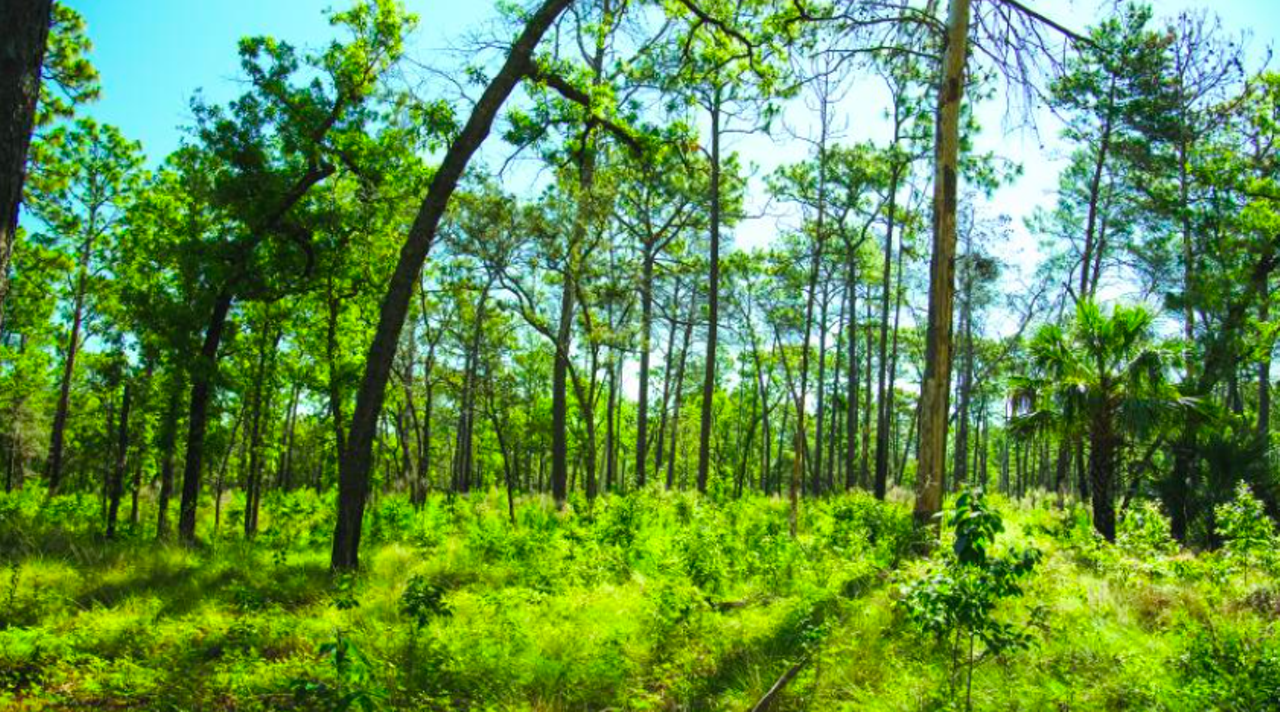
[1117,500,1178,560]
[1180,618,1280,709]
[900,488,1042,711]
[1216,481,1277,570]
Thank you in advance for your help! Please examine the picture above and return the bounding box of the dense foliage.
[1,0,1279,707]
[2,488,1278,709]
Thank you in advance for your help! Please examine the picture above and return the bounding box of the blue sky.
[72,0,487,162]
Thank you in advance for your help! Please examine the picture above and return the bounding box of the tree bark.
[105,382,131,539]
[874,159,903,498]
[846,249,860,491]
[636,253,656,486]
[332,0,572,569]
[668,310,695,490]
[696,86,723,494]
[178,289,233,543]
[1260,277,1272,438]
[47,230,95,494]
[914,0,971,528]
[0,0,53,325]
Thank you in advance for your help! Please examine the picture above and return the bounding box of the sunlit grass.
[0,487,1277,710]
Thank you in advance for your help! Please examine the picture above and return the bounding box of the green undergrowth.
[0,486,1276,710]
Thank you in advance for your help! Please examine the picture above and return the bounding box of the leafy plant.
[901,489,1042,711]
[1117,500,1178,559]
[1216,481,1277,570]
[400,574,449,628]
[291,631,386,712]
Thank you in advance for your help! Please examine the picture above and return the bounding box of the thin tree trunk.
[668,312,695,490]
[874,160,903,498]
[655,280,682,479]
[696,87,723,495]
[1260,279,1272,437]
[332,0,573,570]
[47,238,93,494]
[106,383,131,539]
[846,249,860,491]
[636,253,656,487]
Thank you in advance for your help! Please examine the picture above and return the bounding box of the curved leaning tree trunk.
[913,0,971,528]
[331,0,575,571]
[0,0,53,331]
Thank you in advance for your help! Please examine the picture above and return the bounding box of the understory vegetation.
[2,487,1277,711]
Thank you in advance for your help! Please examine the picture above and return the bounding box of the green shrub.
[1180,618,1280,709]
[1216,481,1277,570]
[1117,500,1178,560]
[900,488,1042,711]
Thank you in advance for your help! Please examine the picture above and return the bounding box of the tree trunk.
[279,383,301,490]
[0,0,53,326]
[156,376,183,540]
[827,288,845,492]
[326,283,348,461]
[178,289,234,543]
[655,279,682,479]
[47,238,93,494]
[106,382,131,539]
[861,290,873,488]
[245,325,280,538]
[1079,78,1115,299]
[951,255,974,487]
[1090,416,1118,541]
[874,160,903,498]
[1260,280,1272,438]
[914,0,971,528]
[813,284,829,495]
[605,353,618,492]
[846,248,860,491]
[696,87,723,495]
[331,0,572,570]
[668,311,695,490]
[636,252,656,486]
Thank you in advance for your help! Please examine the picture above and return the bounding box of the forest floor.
[0,487,1277,711]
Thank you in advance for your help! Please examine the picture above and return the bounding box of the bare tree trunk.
[874,160,903,498]
[1261,279,1272,437]
[636,253,656,486]
[914,0,971,528]
[668,312,695,490]
[827,288,845,492]
[952,245,975,487]
[47,237,94,494]
[605,353,618,492]
[696,87,723,494]
[1079,78,1116,300]
[813,283,830,495]
[846,249,860,491]
[106,383,131,539]
[861,291,873,489]
[655,279,682,479]
[279,383,301,491]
